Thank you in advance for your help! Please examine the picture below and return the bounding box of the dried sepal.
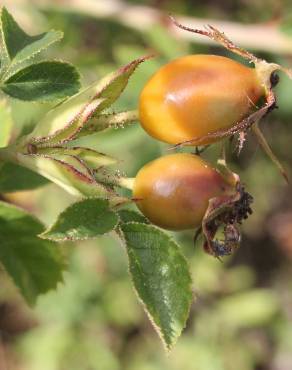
[169,16,259,63]
[170,15,292,80]
[190,159,253,258]
[201,183,253,258]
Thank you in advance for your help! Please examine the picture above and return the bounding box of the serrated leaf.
[41,198,119,241]
[118,209,149,224]
[0,162,48,192]
[1,61,80,101]
[0,99,12,147]
[120,222,193,350]
[17,153,115,197]
[0,201,64,305]
[26,56,150,144]
[0,7,62,65]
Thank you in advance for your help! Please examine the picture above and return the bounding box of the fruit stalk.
[252,122,288,183]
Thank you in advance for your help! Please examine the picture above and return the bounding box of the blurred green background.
[2,0,292,369]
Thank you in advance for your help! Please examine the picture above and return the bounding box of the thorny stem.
[252,122,289,183]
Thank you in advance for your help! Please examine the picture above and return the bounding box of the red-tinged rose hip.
[133,153,235,230]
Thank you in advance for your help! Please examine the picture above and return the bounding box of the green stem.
[79,109,139,137]
[118,177,135,190]
[99,110,139,125]
[252,122,289,183]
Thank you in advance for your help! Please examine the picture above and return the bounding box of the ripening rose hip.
[133,153,235,230]
[133,153,253,257]
[139,55,264,145]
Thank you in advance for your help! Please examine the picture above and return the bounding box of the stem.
[118,177,135,190]
[101,110,139,125]
[109,196,131,209]
[252,122,289,183]
[220,141,226,162]
[79,110,139,137]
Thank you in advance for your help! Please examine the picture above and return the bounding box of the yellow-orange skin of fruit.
[139,55,264,145]
[133,153,234,230]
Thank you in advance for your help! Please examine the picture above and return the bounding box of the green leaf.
[0,48,4,68]
[0,7,62,65]
[118,209,149,224]
[17,153,115,197]
[40,198,119,241]
[0,40,9,72]
[0,162,48,192]
[120,222,193,350]
[0,201,64,305]
[1,61,80,101]
[35,146,117,167]
[0,99,13,147]
[26,56,150,144]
